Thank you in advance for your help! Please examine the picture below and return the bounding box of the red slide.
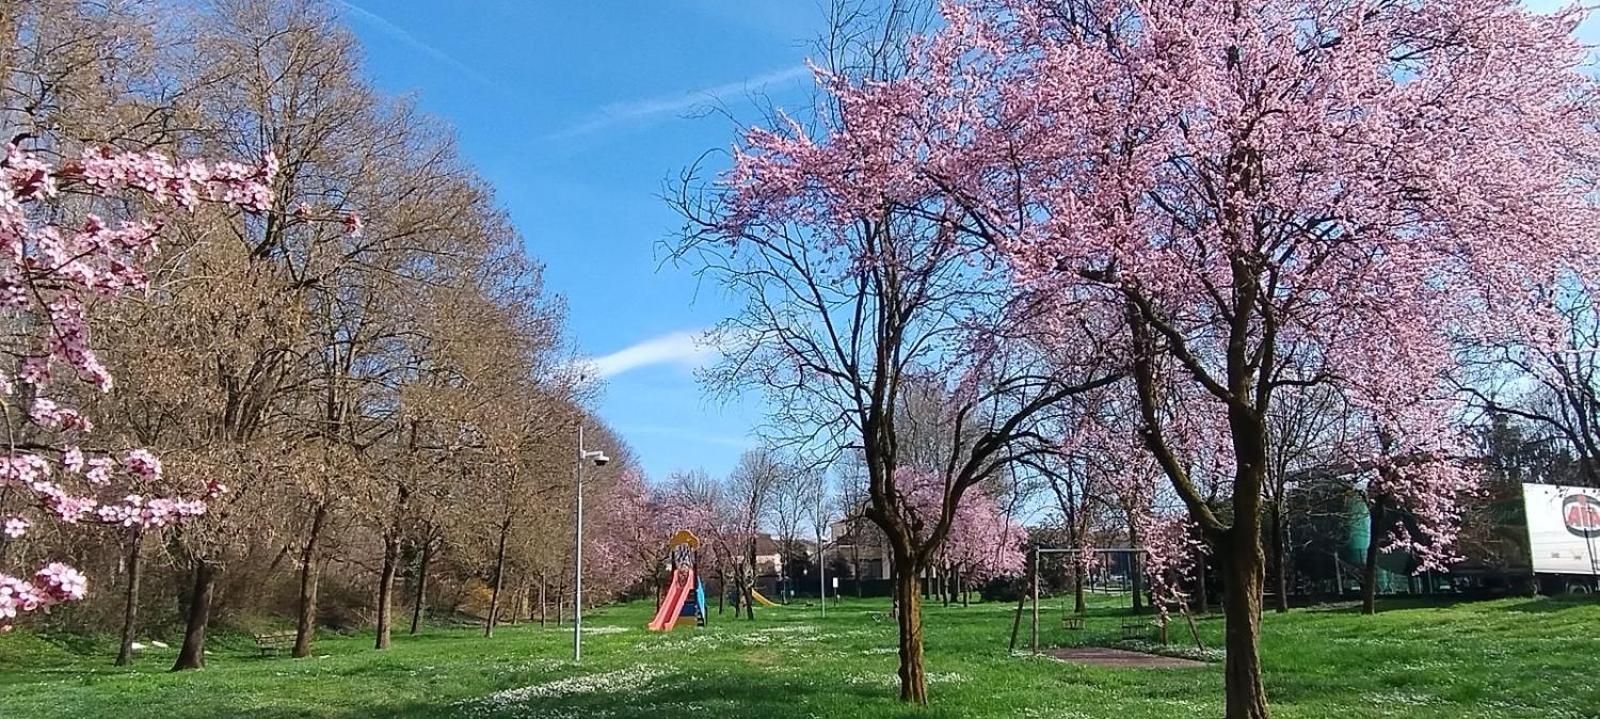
[647,568,695,631]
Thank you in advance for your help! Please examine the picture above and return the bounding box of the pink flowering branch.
[0,141,272,629]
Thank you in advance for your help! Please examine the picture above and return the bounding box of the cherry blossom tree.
[747,2,1599,715]
[916,472,1026,593]
[583,467,661,601]
[0,142,272,629]
[1311,392,1480,614]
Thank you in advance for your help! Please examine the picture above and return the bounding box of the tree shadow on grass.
[1504,595,1599,614]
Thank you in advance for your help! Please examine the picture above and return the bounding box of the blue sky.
[334,1,832,482]
[332,1,1596,486]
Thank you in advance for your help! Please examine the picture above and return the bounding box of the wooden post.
[1182,602,1205,651]
[1030,545,1040,656]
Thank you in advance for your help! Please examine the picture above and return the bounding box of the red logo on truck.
[1563,492,1600,538]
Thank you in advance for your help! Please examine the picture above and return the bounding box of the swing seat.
[1120,619,1153,640]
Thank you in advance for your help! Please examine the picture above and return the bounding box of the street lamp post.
[573,423,608,663]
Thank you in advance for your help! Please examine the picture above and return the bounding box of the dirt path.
[1044,646,1206,669]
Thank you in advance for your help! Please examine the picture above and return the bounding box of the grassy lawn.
[1,593,1596,718]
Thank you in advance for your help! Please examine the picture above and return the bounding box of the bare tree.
[672,144,1119,704]
[1464,286,1600,488]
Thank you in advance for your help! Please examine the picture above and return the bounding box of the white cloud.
[548,64,812,140]
[335,1,499,89]
[618,424,753,449]
[585,329,719,378]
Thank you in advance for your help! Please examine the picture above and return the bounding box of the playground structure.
[648,530,707,631]
[750,589,779,608]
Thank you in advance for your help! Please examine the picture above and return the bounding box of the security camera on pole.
[573,423,609,663]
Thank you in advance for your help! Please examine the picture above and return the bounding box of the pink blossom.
[120,449,161,482]
[28,398,91,432]
[0,140,272,627]
[61,446,83,474]
[0,563,87,630]
[895,466,1026,581]
[83,458,114,486]
[343,210,364,237]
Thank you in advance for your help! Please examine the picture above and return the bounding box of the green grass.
[1,593,1596,718]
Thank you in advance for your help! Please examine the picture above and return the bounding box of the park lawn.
[0,594,1596,719]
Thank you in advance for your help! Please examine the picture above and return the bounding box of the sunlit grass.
[1,593,1595,718]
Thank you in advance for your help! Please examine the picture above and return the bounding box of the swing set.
[1008,546,1204,655]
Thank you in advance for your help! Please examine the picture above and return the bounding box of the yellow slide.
[751,589,779,608]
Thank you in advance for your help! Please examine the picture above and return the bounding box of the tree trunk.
[172,561,215,671]
[409,538,433,635]
[1199,557,1211,614]
[1362,501,1385,616]
[486,520,510,638]
[1072,560,1086,614]
[1220,535,1271,719]
[1271,502,1289,613]
[1129,521,1144,614]
[744,542,758,620]
[853,543,863,597]
[556,584,565,625]
[375,535,399,649]
[539,578,548,627]
[115,528,144,666]
[293,503,328,658]
[893,564,928,704]
[889,562,899,618]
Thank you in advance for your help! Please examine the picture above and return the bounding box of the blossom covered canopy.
[896,467,1025,580]
[733,0,1598,395]
[723,0,1598,574]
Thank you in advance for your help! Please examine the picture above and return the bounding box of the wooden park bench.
[253,630,296,657]
[1062,615,1084,630]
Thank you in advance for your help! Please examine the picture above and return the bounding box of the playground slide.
[750,589,779,608]
[648,569,695,631]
